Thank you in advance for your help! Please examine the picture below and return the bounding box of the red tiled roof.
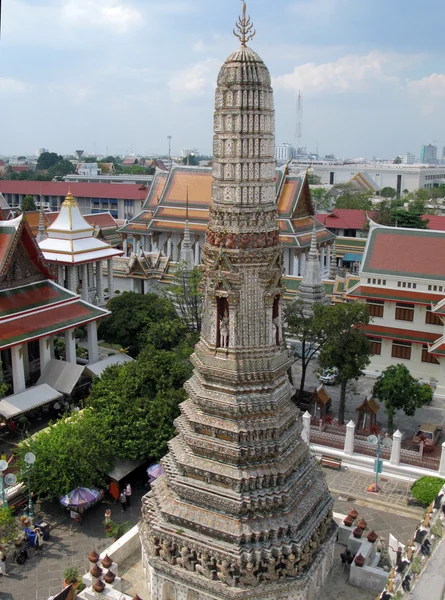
[0,180,148,201]
[361,324,440,345]
[347,285,445,305]
[84,212,118,229]
[0,281,72,318]
[363,227,445,280]
[422,214,445,231]
[316,209,376,230]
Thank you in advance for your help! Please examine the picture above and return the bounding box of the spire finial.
[186,187,189,221]
[233,1,256,46]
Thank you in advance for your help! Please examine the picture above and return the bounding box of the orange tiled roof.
[347,285,445,305]
[361,324,440,345]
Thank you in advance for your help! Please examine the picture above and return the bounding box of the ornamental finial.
[233,1,256,46]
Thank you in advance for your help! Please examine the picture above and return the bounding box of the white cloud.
[408,73,445,97]
[0,78,26,93]
[62,0,141,33]
[273,52,406,95]
[169,58,220,101]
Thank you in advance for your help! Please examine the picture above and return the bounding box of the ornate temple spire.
[233,1,256,46]
[36,196,47,243]
[329,239,338,280]
[297,218,330,316]
[179,187,194,269]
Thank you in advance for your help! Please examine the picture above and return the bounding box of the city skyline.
[2,0,445,158]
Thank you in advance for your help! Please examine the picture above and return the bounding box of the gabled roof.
[316,209,375,231]
[362,221,445,281]
[347,284,445,305]
[356,393,380,414]
[0,215,53,280]
[23,210,54,235]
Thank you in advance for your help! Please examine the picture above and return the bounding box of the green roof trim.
[0,281,73,318]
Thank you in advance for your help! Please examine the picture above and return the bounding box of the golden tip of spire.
[234,0,256,46]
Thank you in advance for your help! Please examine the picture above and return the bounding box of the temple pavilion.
[38,191,123,305]
[0,214,109,419]
[140,4,335,600]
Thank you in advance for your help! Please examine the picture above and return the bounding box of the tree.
[0,507,18,547]
[48,159,76,178]
[307,173,322,185]
[181,154,199,166]
[310,187,331,211]
[15,410,114,498]
[318,302,372,424]
[380,187,397,198]
[284,301,333,396]
[98,292,180,357]
[411,476,445,505]
[168,264,203,333]
[20,195,37,212]
[36,152,62,171]
[373,364,433,434]
[393,156,402,164]
[334,186,373,210]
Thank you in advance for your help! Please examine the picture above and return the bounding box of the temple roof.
[120,166,335,248]
[0,279,108,349]
[347,284,445,305]
[356,393,380,414]
[362,222,445,281]
[360,323,440,345]
[39,192,123,264]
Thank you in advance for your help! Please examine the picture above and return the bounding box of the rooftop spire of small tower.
[180,187,194,270]
[297,217,330,316]
[37,195,47,243]
[329,239,337,280]
[233,1,256,46]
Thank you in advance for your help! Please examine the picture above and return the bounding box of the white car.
[319,368,338,385]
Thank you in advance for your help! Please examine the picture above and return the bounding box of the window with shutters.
[421,345,440,364]
[366,299,384,318]
[369,337,382,355]
[391,340,411,360]
[425,307,442,326]
[395,302,414,321]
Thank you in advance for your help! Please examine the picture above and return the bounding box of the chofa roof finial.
[233,1,256,46]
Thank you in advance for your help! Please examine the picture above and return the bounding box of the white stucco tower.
[140,5,336,600]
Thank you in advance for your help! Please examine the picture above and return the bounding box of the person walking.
[0,547,9,576]
[119,490,127,512]
[124,482,132,508]
[105,508,111,524]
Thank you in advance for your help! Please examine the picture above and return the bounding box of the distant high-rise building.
[35,148,48,157]
[399,152,415,164]
[180,148,200,158]
[421,144,438,164]
[275,142,295,162]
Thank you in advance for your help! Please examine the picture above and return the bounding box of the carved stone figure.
[177,547,196,572]
[195,553,216,580]
[239,562,259,587]
[160,539,176,565]
[217,560,237,587]
[220,311,230,348]
[261,556,279,582]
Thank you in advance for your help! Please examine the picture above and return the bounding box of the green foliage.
[168,265,203,333]
[374,364,433,433]
[380,187,397,198]
[393,156,402,164]
[310,187,331,211]
[87,346,191,460]
[15,410,114,498]
[63,566,79,584]
[318,302,371,424]
[307,173,322,185]
[334,186,373,210]
[36,152,62,171]
[48,159,76,179]
[411,476,445,505]
[0,507,18,547]
[104,519,132,539]
[0,361,8,400]
[180,154,199,166]
[20,195,37,212]
[98,292,178,356]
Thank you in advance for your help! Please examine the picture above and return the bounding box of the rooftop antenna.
[296,91,302,153]
[167,136,172,170]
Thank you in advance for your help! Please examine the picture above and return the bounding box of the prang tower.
[140,5,335,599]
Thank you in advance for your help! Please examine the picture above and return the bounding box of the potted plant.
[63,566,80,589]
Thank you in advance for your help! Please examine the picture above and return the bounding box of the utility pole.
[296,91,302,154]
[167,136,172,168]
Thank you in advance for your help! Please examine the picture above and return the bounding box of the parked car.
[412,423,443,450]
[318,368,338,385]
[287,340,315,360]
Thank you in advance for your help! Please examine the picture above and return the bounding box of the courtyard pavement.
[0,471,423,600]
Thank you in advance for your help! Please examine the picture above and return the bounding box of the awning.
[106,458,145,482]
[84,353,134,378]
[37,359,85,395]
[0,384,62,419]
[343,253,363,262]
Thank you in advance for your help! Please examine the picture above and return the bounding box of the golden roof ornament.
[62,187,78,208]
[233,1,256,46]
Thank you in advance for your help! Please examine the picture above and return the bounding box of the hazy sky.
[2,0,445,159]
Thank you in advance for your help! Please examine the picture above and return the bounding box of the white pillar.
[81,264,88,301]
[302,411,311,444]
[167,238,172,258]
[321,246,325,273]
[22,343,30,380]
[327,244,331,270]
[390,430,402,466]
[96,260,104,305]
[194,241,200,266]
[11,345,26,394]
[39,336,52,373]
[107,259,114,297]
[65,328,77,364]
[57,264,64,287]
[301,251,306,277]
[439,442,445,477]
[68,265,78,295]
[123,237,129,257]
[87,321,99,364]
[344,420,355,456]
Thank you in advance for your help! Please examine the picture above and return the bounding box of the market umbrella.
[60,487,101,510]
[147,464,164,483]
